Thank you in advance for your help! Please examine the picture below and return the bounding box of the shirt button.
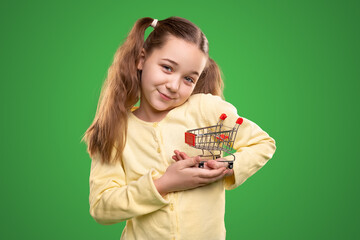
[157,147,161,153]
[153,122,158,127]
[169,203,174,211]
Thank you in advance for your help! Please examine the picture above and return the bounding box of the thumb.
[180,156,201,168]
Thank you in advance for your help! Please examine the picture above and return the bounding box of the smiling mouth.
[158,91,172,101]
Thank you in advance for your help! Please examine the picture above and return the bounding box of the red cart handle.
[236,117,243,125]
[219,113,227,120]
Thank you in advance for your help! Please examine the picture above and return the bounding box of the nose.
[165,75,181,93]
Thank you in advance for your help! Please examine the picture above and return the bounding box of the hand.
[154,155,229,196]
[205,159,234,177]
[172,150,234,177]
[172,150,209,168]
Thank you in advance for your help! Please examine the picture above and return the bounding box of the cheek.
[142,69,164,85]
[179,85,196,99]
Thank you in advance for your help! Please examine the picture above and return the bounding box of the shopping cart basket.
[185,113,243,169]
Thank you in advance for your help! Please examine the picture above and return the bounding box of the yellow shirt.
[89,93,276,240]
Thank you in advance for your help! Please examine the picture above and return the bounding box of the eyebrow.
[161,58,200,76]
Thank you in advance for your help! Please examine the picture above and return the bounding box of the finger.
[205,160,217,169]
[206,160,228,169]
[179,151,189,159]
[175,150,183,161]
[224,169,234,177]
[179,156,201,168]
[197,167,226,179]
[197,170,228,184]
[214,170,229,181]
[172,155,179,161]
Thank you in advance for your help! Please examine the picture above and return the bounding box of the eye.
[162,65,172,72]
[184,77,195,83]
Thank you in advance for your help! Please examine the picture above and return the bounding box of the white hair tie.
[151,19,158,28]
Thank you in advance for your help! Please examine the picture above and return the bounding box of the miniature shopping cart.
[185,113,243,169]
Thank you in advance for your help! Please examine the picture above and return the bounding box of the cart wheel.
[199,162,204,168]
[228,162,233,169]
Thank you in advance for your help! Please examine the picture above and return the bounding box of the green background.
[1,0,359,239]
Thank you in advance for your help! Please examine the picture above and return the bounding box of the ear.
[137,48,146,70]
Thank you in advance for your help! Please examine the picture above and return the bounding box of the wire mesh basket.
[185,113,243,169]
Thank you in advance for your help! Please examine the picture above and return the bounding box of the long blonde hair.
[83,16,224,164]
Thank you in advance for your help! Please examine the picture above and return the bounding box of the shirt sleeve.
[89,150,169,225]
[199,94,276,190]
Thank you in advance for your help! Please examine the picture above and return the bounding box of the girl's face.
[136,35,207,122]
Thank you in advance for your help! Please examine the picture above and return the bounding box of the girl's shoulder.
[187,93,238,124]
[188,93,234,110]
[188,93,224,105]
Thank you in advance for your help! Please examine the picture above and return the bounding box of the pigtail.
[193,57,224,98]
[83,17,154,164]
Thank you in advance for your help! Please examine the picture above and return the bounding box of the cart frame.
[185,114,243,169]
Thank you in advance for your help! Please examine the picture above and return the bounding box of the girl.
[83,16,276,240]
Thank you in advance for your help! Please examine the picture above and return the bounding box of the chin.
[151,103,173,112]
